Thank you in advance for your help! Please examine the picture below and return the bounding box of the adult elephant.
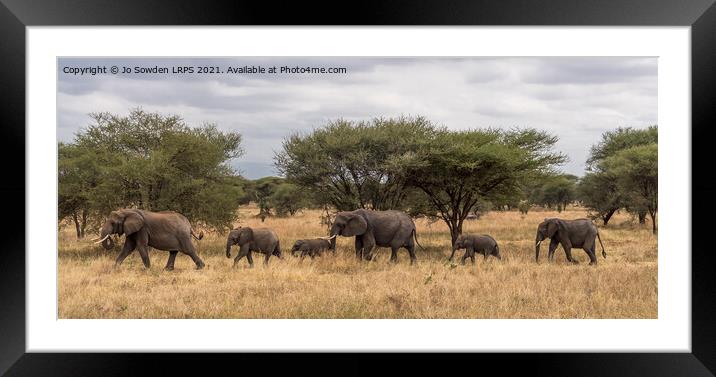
[329,209,423,264]
[93,209,205,270]
[535,218,606,265]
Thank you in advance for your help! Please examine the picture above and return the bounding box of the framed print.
[2,0,716,375]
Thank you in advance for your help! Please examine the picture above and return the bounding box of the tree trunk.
[602,208,617,226]
[72,212,81,239]
[649,211,657,234]
[80,209,89,238]
[638,211,646,224]
[447,217,463,248]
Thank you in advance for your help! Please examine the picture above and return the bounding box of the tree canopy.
[276,118,566,246]
[275,117,436,211]
[398,128,566,245]
[58,109,244,237]
[580,125,657,231]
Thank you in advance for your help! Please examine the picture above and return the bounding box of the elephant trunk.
[329,225,339,251]
[226,240,233,259]
[98,223,114,250]
[102,236,114,250]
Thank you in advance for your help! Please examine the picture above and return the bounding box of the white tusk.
[536,240,542,247]
[319,235,337,240]
[94,234,111,244]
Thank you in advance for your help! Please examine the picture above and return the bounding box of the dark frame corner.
[2,0,715,375]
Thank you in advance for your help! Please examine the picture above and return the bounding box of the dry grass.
[58,207,657,318]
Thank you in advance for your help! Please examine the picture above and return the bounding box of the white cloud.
[58,57,657,178]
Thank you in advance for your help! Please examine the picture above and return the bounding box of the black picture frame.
[2,0,714,375]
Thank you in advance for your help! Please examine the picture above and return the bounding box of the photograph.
[57,56,658,319]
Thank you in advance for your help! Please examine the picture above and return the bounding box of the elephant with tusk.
[535,218,606,265]
[96,209,205,270]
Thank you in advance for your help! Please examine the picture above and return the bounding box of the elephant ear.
[342,214,368,236]
[239,227,254,244]
[546,219,559,238]
[122,211,144,235]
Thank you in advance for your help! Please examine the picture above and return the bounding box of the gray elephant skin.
[535,218,606,265]
[291,236,335,258]
[226,226,282,267]
[449,234,501,265]
[329,209,423,264]
[95,209,205,270]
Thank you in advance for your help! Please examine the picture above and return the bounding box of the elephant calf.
[449,234,501,265]
[291,236,335,259]
[226,226,281,267]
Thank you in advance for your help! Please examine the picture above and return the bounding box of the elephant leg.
[264,251,271,266]
[361,235,375,260]
[234,246,248,267]
[548,239,559,262]
[461,250,468,265]
[115,238,137,267]
[562,244,578,264]
[406,244,417,265]
[470,249,476,265]
[355,236,364,260]
[164,250,178,271]
[584,246,597,265]
[246,251,254,267]
[137,245,151,268]
[180,239,205,269]
[448,249,457,262]
[390,247,399,263]
[132,230,151,268]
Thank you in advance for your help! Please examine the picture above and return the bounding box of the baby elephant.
[291,235,336,259]
[226,226,281,267]
[449,234,501,265]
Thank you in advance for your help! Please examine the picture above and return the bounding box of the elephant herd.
[92,208,606,270]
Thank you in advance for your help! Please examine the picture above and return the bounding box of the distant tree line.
[59,110,657,241]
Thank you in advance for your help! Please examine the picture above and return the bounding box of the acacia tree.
[585,126,657,224]
[604,144,658,233]
[398,128,566,246]
[59,109,245,231]
[577,172,621,225]
[275,117,436,211]
[58,143,105,238]
[532,174,577,212]
[269,183,309,216]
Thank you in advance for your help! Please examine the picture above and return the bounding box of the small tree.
[59,109,245,231]
[269,183,309,216]
[400,128,566,246]
[518,200,531,215]
[577,172,621,225]
[58,143,102,238]
[275,116,436,211]
[604,144,658,233]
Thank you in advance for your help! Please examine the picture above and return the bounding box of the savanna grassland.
[58,206,657,319]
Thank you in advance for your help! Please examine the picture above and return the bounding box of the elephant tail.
[191,229,204,241]
[597,231,606,258]
[412,229,425,250]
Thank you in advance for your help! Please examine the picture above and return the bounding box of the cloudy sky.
[58,57,657,178]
